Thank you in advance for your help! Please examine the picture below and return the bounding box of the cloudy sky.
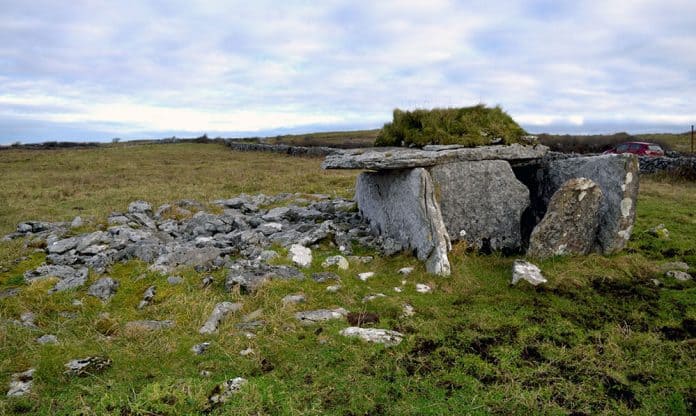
[1,0,694,143]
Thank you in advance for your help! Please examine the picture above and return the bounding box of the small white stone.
[393,287,403,293]
[289,244,312,268]
[321,255,349,270]
[70,216,83,229]
[362,293,387,302]
[281,293,306,306]
[339,327,404,347]
[416,284,432,293]
[398,266,414,275]
[326,285,341,292]
[358,272,374,281]
[401,303,415,317]
[667,270,692,281]
[239,348,254,356]
[511,260,547,286]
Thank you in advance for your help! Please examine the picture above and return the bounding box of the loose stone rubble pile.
[323,144,640,274]
[4,194,406,293]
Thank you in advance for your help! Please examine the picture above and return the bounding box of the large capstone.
[429,160,529,252]
[323,144,548,170]
[528,178,603,258]
[355,168,451,275]
[539,154,639,254]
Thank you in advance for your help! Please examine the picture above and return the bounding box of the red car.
[603,141,665,157]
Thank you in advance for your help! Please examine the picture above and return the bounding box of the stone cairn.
[322,143,640,275]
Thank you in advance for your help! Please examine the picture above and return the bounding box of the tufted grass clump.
[375,104,528,148]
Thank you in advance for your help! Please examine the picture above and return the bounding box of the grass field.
[0,143,694,415]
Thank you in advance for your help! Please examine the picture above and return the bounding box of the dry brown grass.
[0,143,358,234]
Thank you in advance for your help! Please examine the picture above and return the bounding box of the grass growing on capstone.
[375,105,527,148]
[1,143,695,415]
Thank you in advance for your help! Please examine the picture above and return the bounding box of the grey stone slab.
[355,168,451,275]
[429,160,529,252]
[322,144,548,170]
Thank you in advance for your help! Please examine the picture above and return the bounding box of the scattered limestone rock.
[24,265,89,293]
[393,287,403,293]
[208,377,247,407]
[36,334,58,344]
[666,271,692,281]
[348,256,373,264]
[358,272,374,281]
[128,200,152,214]
[321,255,349,270]
[402,303,416,317]
[239,348,254,356]
[87,277,119,301]
[200,275,214,288]
[281,294,306,306]
[192,342,211,355]
[47,237,79,254]
[258,222,283,236]
[362,293,387,302]
[398,266,414,275]
[0,288,20,299]
[64,356,112,377]
[326,285,341,293]
[339,327,404,346]
[416,283,432,293]
[295,308,348,325]
[199,302,242,334]
[137,286,156,309]
[528,177,603,258]
[289,244,312,268]
[14,311,37,328]
[6,368,35,397]
[511,260,547,286]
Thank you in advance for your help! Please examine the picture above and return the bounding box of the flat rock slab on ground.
[6,368,35,397]
[295,308,348,325]
[322,144,548,170]
[528,177,603,258]
[429,160,529,252]
[64,356,112,377]
[355,168,451,275]
[339,327,404,346]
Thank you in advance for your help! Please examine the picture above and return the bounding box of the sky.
[0,0,695,144]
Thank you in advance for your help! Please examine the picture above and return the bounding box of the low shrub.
[375,104,527,147]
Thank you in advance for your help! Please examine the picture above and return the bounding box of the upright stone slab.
[541,154,639,254]
[429,160,530,252]
[528,177,603,258]
[355,168,451,275]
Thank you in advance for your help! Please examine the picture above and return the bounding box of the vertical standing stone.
[355,168,451,275]
[527,177,603,258]
[428,160,530,252]
[541,154,639,254]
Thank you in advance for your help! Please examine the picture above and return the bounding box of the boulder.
[288,244,312,268]
[355,168,451,275]
[321,255,349,270]
[322,144,548,170]
[528,178,603,258]
[540,154,639,254]
[429,160,529,252]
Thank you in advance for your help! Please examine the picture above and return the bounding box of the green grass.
[376,105,527,148]
[1,144,695,415]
